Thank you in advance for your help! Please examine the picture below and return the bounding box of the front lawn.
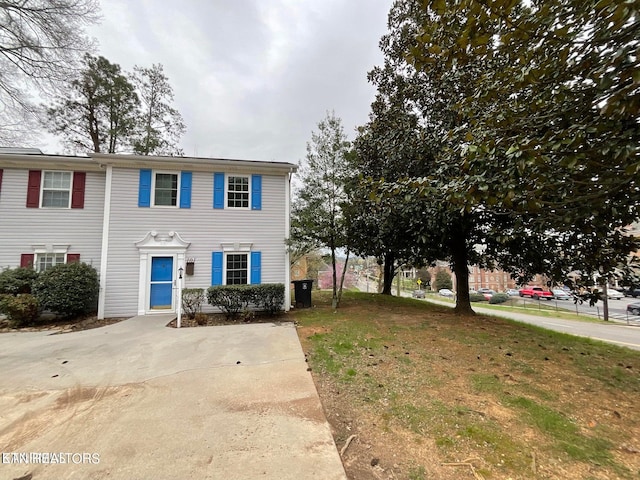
[293,291,640,480]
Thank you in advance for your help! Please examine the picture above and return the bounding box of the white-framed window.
[227,175,249,208]
[36,253,66,272]
[153,172,179,207]
[226,253,248,285]
[41,171,72,208]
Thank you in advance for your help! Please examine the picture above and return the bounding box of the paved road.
[513,295,639,322]
[449,300,640,351]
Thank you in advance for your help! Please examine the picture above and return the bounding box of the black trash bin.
[292,279,314,308]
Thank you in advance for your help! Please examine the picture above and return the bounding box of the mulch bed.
[0,315,128,334]
[167,312,292,328]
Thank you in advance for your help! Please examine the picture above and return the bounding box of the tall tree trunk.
[331,244,338,309]
[381,251,395,295]
[337,250,350,307]
[451,230,474,315]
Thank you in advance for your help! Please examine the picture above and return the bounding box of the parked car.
[623,288,640,298]
[627,302,640,316]
[477,288,496,300]
[552,289,571,300]
[412,290,425,299]
[439,288,454,297]
[607,289,624,300]
[506,289,520,296]
[519,286,554,300]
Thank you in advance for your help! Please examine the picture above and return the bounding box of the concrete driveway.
[0,315,347,480]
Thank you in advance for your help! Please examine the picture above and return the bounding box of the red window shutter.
[71,172,86,209]
[0,169,3,194]
[20,254,35,268]
[67,254,81,263]
[26,170,41,208]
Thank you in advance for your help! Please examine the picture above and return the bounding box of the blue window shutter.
[250,251,261,284]
[212,251,223,285]
[213,172,224,209]
[251,174,262,210]
[180,171,192,208]
[138,169,152,207]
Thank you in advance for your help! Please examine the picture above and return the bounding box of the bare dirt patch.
[294,291,640,480]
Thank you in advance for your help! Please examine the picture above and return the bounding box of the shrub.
[253,284,285,315]
[207,285,255,318]
[0,267,39,294]
[469,293,488,302]
[0,293,40,327]
[206,284,285,318]
[182,288,204,319]
[489,293,510,304]
[33,262,99,319]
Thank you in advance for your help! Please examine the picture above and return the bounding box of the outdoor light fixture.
[178,266,184,279]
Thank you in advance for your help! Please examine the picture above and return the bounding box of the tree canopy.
[405,0,640,281]
[47,54,139,153]
[0,0,99,145]
[47,55,186,155]
[291,111,351,308]
[344,0,639,313]
[132,64,185,156]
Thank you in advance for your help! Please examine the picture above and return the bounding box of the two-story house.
[0,149,296,319]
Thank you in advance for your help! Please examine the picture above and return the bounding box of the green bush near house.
[206,284,285,318]
[0,267,40,295]
[207,285,254,318]
[469,293,488,302]
[32,262,99,319]
[253,284,285,315]
[0,293,40,327]
[182,288,205,319]
[489,293,510,304]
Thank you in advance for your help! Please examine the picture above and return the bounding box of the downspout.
[97,164,113,319]
[284,170,293,311]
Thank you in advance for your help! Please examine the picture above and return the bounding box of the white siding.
[0,168,105,270]
[103,168,288,317]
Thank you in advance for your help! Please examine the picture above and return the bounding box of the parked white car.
[552,289,572,300]
[607,289,624,300]
[439,288,454,297]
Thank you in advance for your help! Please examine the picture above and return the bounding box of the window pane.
[43,171,71,189]
[42,172,72,207]
[36,253,65,272]
[227,176,249,208]
[226,254,248,285]
[154,173,178,206]
[42,190,70,207]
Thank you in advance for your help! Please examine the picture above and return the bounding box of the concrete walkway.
[0,315,347,480]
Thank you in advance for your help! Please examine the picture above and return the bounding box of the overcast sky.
[42,0,393,164]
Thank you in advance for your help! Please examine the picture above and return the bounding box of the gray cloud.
[41,0,392,163]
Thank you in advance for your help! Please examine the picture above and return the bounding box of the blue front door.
[150,257,173,309]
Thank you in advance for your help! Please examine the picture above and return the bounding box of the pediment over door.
[135,231,191,251]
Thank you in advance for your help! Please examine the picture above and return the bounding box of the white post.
[177,267,183,328]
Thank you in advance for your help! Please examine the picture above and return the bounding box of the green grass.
[295,291,640,479]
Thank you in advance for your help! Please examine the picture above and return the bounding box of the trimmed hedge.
[469,293,488,302]
[206,284,285,318]
[256,284,285,315]
[0,267,39,295]
[32,262,99,319]
[489,293,510,304]
[0,293,40,327]
[182,288,205,319]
